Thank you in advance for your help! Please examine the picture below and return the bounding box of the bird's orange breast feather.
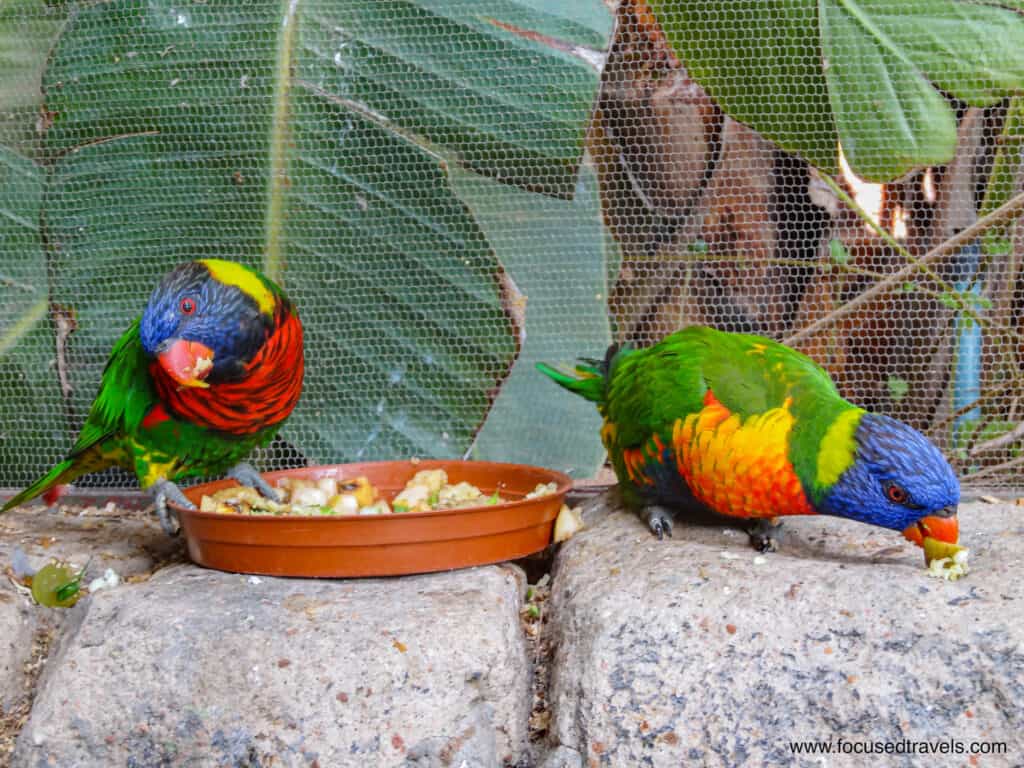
[670,391,815,519]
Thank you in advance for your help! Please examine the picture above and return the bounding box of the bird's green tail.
[2,459,78,513]
[536,360,607,403]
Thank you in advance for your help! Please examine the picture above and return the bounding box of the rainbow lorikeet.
[2,259,304,533]
[538,326,960,553]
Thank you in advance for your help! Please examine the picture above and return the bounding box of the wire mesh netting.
[1,0,1023,492]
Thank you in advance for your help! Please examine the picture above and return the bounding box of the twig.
[929,376,1024,433]
[961,454,1024,481]
[785,187,1024,345]
[969,420,1024,456]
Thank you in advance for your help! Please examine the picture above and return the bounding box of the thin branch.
[785,187,1024,345]
[969,420,1024,456]
[960,454,1024,482]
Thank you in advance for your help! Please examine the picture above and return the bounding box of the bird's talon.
[150,479,193,536]
[747,519,783,553]
[643,506,674,541]
[227,462,279,501]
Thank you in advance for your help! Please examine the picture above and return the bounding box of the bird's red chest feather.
[147,307,304,435]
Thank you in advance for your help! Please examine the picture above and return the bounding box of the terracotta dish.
[171,460,572,578]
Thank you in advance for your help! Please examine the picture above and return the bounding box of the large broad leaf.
[41,0,609,466]
[0,1,65,154]
[650,0,1024,181]
[298,0,609,197]
[454,161,613,477]
[0,148,64,486]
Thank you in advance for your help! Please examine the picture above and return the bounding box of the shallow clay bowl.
[171,460,571,578]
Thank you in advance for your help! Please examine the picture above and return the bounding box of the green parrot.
[539,326,960,553]
[2,259,304,533]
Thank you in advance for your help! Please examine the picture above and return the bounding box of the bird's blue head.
[820,412,960,547]
[139,259,276,387]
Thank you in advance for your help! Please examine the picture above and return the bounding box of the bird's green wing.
[602,328,710,448]
[698,329,840,417]
[68,318,157,457]
[603,327,841,448]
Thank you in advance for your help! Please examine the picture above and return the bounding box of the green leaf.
[314,0,609,197]
[650,0,839,174]
[650,0,1024,182]
[38,0,610,466]
[828,238,849,265]
[850,0,1024,107]
[819,0,957,181]
[886,375,909,402]
[455,161,612,477]
[981,96,1024,258]
[0,1,65,155]
[938,292,960,310]
[0,147,63,487]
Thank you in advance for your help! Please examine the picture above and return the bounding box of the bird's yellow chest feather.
[670,391,815,519]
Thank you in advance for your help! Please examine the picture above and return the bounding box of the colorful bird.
[2,259,304,533]
[538,326,960,553]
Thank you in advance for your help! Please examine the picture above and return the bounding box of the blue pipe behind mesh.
[952,241,982,435]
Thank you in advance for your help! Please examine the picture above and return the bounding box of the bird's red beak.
[902,513,959,548]
[157,339,215,389]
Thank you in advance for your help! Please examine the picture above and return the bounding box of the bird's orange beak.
[902,512,959,548]
[157,339,215,388]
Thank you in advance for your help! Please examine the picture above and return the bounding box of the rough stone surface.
[0,503,180,719]
[0,502,184,582]
[13,563,531,767]
[0,586,36,713]
[546,494,1024,767]
[538,744,584,768]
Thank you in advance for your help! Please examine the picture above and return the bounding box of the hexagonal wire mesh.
[0,0,1022,495]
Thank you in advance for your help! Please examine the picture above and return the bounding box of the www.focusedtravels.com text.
[787,738,1009,757]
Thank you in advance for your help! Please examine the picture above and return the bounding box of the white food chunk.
[926,547,970,581]
[289,485,329,509]
[438,481,484,506]
[553,504,584,543]
[327,493,360,516]
[359,501,392,516]
[393,484,431,512]
[408,469,447,494]
[526,482,558,499]
[317,477,339,497]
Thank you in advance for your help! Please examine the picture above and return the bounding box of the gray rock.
[14,563,530,767]
[537,744,583,768]
[0,587,36,713]
[546,495,1024,767]
[0,504,184,583]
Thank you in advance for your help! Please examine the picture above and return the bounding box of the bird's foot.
[150,479,194,536]
[227,462,282,502]
[642,505,674,540]
[747,518,784,553]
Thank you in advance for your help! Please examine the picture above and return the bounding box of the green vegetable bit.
[31,559,90,608]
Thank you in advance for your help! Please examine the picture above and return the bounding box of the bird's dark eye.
[883,480,910,505]
[179,297,197,316]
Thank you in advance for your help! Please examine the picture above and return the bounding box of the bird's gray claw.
[227,462,282,502]
[151,479,194,536]
[747,518,783,553]
[643,506,674,541]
